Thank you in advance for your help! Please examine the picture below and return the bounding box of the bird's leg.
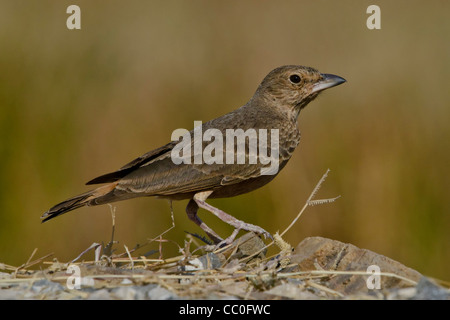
[186,199,223,244]
[193,191,273,245]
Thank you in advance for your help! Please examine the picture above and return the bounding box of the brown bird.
[42,65,345,246]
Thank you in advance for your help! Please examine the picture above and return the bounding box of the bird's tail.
[41,183,118,223]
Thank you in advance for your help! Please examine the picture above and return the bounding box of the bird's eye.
[289,74,301,84]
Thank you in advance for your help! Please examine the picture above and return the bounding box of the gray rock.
[87,288,112,300]
[147,285,179,300]
[412,277,449,300]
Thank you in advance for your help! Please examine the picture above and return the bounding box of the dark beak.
[312,73,346,93]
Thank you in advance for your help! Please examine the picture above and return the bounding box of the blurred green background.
[0,1,449,280]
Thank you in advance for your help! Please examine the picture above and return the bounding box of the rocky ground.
[0,235,448,300]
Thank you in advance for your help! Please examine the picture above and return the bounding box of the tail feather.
[41,183,118,223]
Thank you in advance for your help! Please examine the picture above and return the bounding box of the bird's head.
[253,65,346,118]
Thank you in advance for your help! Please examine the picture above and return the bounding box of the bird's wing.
[86,105,297,196]
[86,107,248,186]
[114,141,288,197]
[112,151,264,196]
[86,141,177,185]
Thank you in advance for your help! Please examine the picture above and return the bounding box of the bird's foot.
[213,228,241,249]
[212,227,272,251]
[231,222,272,241]
[193,195,273,243]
